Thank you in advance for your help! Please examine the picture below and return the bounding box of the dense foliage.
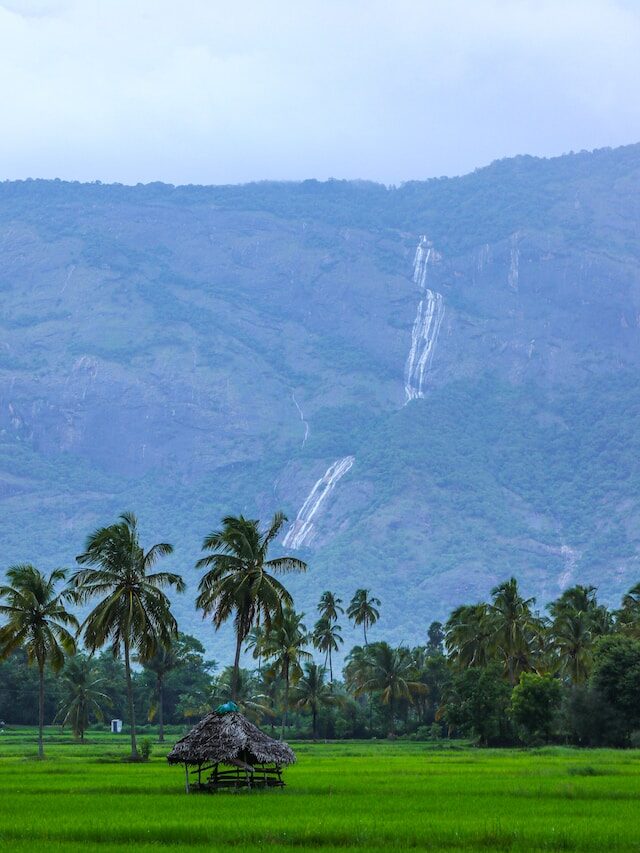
[1,514,638,749]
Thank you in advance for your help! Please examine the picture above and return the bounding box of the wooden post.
[197,764,202,788]
[184,763,190,794]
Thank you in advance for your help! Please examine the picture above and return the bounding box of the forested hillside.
[1,144,640,648]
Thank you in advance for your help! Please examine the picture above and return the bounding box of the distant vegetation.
[1,511,639,751]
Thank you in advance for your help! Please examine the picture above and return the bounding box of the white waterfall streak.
[282,456,355,549]
[404,236,445,401]
[508,234,519,291]
[291,392,309,449]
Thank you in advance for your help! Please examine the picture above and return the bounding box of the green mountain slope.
[1,144,640,649]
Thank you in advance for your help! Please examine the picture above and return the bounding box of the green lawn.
[1,728,639,851]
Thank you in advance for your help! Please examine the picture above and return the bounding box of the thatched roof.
[167,711,296,767]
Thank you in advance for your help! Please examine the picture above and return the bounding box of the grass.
[0,728,639,851]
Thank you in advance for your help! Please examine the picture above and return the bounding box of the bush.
[510,673,562,744]
[139,737,153,761]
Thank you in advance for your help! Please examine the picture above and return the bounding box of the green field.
[1,729,639,851]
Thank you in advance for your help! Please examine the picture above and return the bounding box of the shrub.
[139,738,153,761]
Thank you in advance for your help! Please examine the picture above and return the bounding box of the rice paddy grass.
[1,728,639,851]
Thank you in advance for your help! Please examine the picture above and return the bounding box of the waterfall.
[282,456,355,549]
[291,391,309,449]
[404,236,445,401]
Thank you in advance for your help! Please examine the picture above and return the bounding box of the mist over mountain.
[1,143,640,651]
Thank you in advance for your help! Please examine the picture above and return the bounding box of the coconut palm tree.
[212,666,272,723]
[445,604,493,669]
[294,662,338,739]
[317,591,344,623]
[245,625,267,673]
[616,582,640,638]
[72,512,184,759]
[140,643,181,742]
[54,655,111,741]
[262,608,312,738]
[347,589,380,646]
[196,512,306,702]
[551,610,593,685]
[488,578,538,684]
[549,585,612,636]
[0,565,77,758]
[312,616,343,683]
[355,642,425,735]
[344,643,375,733]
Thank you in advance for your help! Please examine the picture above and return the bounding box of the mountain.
[1,144,640,652]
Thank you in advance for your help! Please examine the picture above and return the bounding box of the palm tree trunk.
[231,632,243,701]
[158,675,165,743]
[328,647,333,684]
[38,660,45,759]
[363,622,368,646]
[312,704,318,741]
[281,662,289,740]
[123,638,138,759]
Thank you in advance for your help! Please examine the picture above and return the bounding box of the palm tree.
[294,662,338,739]
[347,589,380,645]
[317,591,344,623]
[488,578,537,684]
[617,582,640,638]
[140,644,181,742]
[262,608,312,738]
[312,616,343,683]
[212,666,272,723]
[551,610,593,685]
[72,512,184,759]
[245,625,266,672]
[549,585,612,636]
[445,604,493,669]
[54,655,111,741]
[196,512,306,702]
[355,642,425,735]
[344,643,375,733]
[0,565,77,758]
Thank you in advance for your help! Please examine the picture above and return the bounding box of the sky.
[0,0,639,186]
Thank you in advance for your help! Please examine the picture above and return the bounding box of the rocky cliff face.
[1,145,640,646]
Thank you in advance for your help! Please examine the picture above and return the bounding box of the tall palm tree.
[445,603,493,669]
[549,585,612,636]
[54,655,111,741]
[347,589,380,645]
[294,662,338,740]
[212,666,272,724]
[617,582,640,638]
[0,565,77,758]
[488,578,537,684]
[551,610,593,685]
[262,608,312,738]
[196,512,306,701]
[72,512,184,759]
[312,616,343,683]
[344,643,375,733]
[245,625,266,672]
[140,643,181,742]
[317,591,344,623]
[355,642,425,735]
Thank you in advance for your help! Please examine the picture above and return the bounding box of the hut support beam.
[184,763,190,794]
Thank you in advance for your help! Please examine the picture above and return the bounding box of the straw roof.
[167,711,296,767]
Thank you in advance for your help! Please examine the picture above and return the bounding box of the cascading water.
[404,236,445,401]
[282,456,355,549]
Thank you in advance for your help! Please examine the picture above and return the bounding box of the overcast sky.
[1,0,639,185]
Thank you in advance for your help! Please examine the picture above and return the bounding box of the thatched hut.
[167,710,296,792]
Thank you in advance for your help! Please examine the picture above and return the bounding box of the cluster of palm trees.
[0,509,384,758]
[445,577,639,685]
